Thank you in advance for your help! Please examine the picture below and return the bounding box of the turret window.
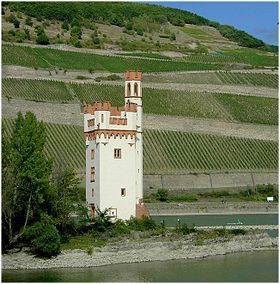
[101,114,104,123]
[91,149,94,160]
[114,148,121,159]
[134,83,138,96]
[127,83,131,96]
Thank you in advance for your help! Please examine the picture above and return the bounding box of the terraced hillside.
[2,78,278,125]
[2,2,278,186]
[2,119,278,174]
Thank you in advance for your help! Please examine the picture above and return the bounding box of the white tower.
[84,71,148,221]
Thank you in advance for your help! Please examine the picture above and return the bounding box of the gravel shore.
[2,232,277,270]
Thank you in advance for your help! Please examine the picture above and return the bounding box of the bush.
[170,194,198,202]
[176,223,196,235]
[126,216,159,231]
[36,33,49,45]
[231,229,246,235]
[156,188,169,202]
[24,214,61,257]
[25,16,33,26]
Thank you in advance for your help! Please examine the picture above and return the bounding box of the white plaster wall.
[98,137,137,220]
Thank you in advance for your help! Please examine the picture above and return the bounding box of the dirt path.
[2,98,277,141]
[2,97,83,126]
[3,65,277,98]
[144,114,278,141]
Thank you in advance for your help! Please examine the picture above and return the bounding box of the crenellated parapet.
[84,101,137,116]
[85,129,136,140]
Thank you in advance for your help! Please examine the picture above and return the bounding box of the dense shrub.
[156,188,169,202]
[24,214,61,257]
[176,223,196,235]
[126,216,159,231]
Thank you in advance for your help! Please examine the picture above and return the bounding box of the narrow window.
[114,148,121,159]
[101,114,104,123]
[92,188,94,197]
[134,83,138,96]
[121,188,126,197]
[90,167,95,182]
[127,83,131,96]
[91,149,94,160]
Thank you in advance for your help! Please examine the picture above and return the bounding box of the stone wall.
[144,172,278,194]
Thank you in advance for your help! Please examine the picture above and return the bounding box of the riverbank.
[2,231,277,270]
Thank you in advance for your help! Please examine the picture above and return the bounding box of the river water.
[151,213,278,227]
[2,250,278,282]
[2,214,278,282]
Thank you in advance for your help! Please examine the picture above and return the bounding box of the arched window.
[134,83,138,96]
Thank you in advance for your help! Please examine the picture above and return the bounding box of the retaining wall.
[144,172,278,194]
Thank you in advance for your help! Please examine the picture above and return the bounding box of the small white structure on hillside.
[84,71,148,221]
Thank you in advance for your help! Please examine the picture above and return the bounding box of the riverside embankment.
[2,231,277,270]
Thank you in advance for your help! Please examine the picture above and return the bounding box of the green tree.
[48,167,81,235]
[2,112,52,248]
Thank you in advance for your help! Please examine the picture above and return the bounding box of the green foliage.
[156,189,169,202]
[6,2,276,51]
[126,216,159,231]
[93,208,114,232]
[215,93,278,125]
[176,224,196,235]
[2,112,52,248]
[35,27,49,45]
[239,184,278,201]
[195,228,247,245]
[222,48,278,67]
[117,52,171,60]
[3,119,85,173]
[198,191,231,198]
[144,71,278,89]
[3,118,278,176]
[71,25,82,39]
[95,74,122,82]
[2,78,73,103]
[25,16,33,26]
[7,14,20,28]
[61,20,69,30]
[218,24,264,49]
[170,33,176,41]
[143,129,278,174]
[170,194,198,202]
[24,28,31,40]
[48,167,81,234]
[2,44,221,72]
[24,214,60,257]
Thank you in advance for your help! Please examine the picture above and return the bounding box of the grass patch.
[194,228,246,245]
[60,233,107,250]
